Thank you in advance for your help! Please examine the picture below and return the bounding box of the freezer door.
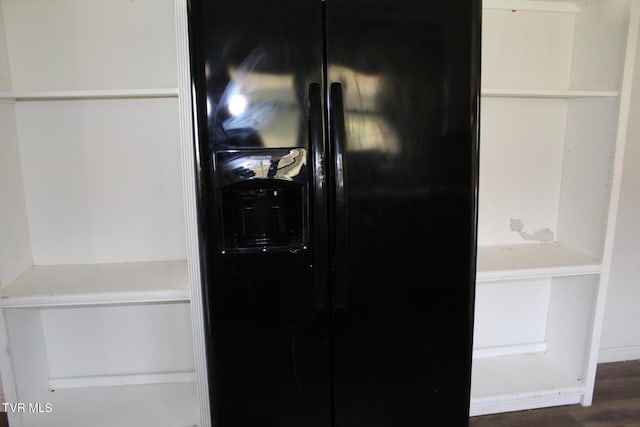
[326,0,481,425]
[188,0,330,425]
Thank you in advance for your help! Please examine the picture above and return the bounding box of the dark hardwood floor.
[470,360,640,426]
[0,361,637,426]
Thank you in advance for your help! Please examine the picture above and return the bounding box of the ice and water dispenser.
[214,148,308,252]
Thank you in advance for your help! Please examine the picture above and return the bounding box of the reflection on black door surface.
[188,0,480,425]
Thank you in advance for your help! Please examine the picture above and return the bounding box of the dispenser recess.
[214,148,308,253]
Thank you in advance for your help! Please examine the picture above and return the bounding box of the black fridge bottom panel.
[332,193,474,426]
[331,283,473,424]
[207,252,331,427]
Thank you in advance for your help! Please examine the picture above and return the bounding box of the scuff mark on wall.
[510,218,555,242]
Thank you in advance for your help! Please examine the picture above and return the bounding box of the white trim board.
[174,0,212,426]
[470,390,583,417]
[598,346,640,364]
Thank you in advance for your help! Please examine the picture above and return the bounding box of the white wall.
[15,99,186,265]
[599,12,640,362]
[0,1,11,90]
[0,0,177,91]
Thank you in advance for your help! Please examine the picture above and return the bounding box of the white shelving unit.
[471,0,638,416]
[0,0,208,426]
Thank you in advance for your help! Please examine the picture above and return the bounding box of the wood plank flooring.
[0,361,637,426]
[470,360,640,426]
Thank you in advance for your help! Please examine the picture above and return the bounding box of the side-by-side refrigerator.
[187,0,480,425]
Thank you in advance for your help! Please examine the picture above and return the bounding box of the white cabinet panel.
[570,0,630,91]
[482,7,575,90]
[16,99,186,265]
[474,279,550,350]
[40,303,195,379]
[478,98,566,246]
[0,104,32,287]
[557,99,618,259]
[0,0,177,91]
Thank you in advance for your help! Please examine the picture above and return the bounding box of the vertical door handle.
[309,83,328,310]
[329,82,348,309]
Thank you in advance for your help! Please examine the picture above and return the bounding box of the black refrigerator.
[187,0,480,425]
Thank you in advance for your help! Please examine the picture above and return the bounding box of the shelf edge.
[473,342,548,359]
[476,264,601,283]
[0,88,179,102]
[482,0,580,14]
[481,89,619,99]
[49,372,196,389]
[1,288,190,308]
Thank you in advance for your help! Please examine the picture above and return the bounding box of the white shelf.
[476,243,601,282]
[481,88,618,99]
[482,0,580,14]
[470,353,585,416]
[1,260,189,308]
[0,88,179,102]
[22,382,199,427]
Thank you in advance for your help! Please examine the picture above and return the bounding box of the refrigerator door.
[188,0,330,425]
[326,1,481,425]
